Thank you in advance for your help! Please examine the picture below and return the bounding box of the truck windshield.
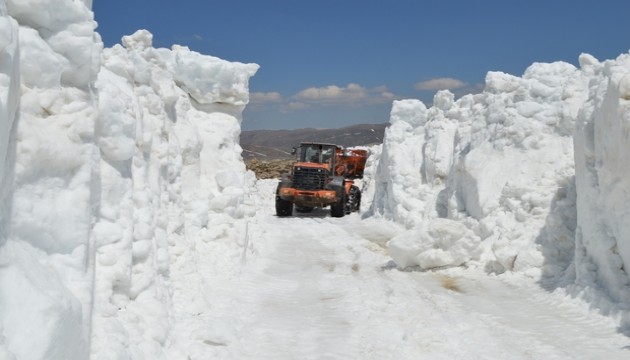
[300,145,334,164]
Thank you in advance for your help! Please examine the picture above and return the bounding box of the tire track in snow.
[422,271,630,359]
[238,213,530,359]
[235,215,359,360]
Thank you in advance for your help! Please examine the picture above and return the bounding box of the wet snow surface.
[168,179,629,359]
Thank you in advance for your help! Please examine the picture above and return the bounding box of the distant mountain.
[240,123,387,161]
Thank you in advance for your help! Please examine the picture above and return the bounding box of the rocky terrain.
[245,158,294,179]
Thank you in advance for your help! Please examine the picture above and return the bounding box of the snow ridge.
[368,51,630,329]
[0,1,258,358]
[573,53,630,305]
[0,1,19,244]
[91,30,258,358]
[370,62,581,273]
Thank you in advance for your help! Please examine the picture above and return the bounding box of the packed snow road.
[167,179,629,359]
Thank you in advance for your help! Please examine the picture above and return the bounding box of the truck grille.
[293,167,327,190]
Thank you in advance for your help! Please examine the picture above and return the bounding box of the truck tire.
[276,196,293,216]
[330,191,345,218]
[345,185,361,214]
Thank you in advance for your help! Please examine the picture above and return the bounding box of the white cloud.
[380,91,395,100]
[250,91,283,104]
[415,78,468,91]
[247,84,397,114]
[281,101,311,112]
[295,83,367,102]
[293,83,395,106]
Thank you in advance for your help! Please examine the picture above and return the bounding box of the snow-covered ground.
[1,0,630,359]
[166,179,630,359]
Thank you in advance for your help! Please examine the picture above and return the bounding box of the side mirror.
[291,147,297,155]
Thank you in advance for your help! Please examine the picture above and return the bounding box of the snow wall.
[369,52,630,314]
[573,54,630,306]
[0,0,258,358]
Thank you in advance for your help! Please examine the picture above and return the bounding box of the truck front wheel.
[276,196,293,216]
[345,185,361,214]
[330,191,345,218]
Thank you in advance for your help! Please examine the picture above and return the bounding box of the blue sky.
[94,0,630,130]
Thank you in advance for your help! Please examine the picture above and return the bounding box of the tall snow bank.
[91,30,258,358]
[370,61,584,275]
[372,49,630,321]
[0,2,19,243]
[0,0,100,358]
[573,52,630,304]
[0,1,258,357]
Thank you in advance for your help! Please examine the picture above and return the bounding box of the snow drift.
[368,51,630,323]
[370,62,581,274]
[1,0,102,358]
[0,1,19,245]
[91,30,258,358]
[0,0,258,358]
[573,53,630,305]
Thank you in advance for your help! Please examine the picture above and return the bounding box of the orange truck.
[275,142,368,217]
